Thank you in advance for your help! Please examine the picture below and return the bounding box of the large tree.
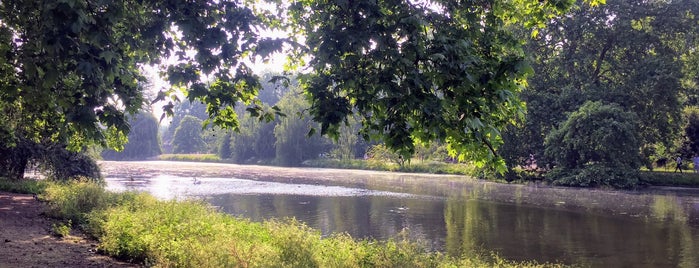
[0,0,281,149]
[172,115,206,154]
[286,0,603,172]
[500,0,699,172]
[1,0,601,177]
[274,89,332,166]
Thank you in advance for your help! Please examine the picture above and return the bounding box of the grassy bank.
[0,178,559,267]
[303,159,475,176]
[640,170,699,187]
[157,154,224,163]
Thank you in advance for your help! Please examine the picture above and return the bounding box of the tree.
[676,107,699,159]
[274,90,331,166]
[286,0,603,172]
[0,0,282,151]
[218,132,232,159]
[1,0,601,178]
[172,116,205,154]
[500,0,699,172]
[102,113,162,160]
[544,101,641,188]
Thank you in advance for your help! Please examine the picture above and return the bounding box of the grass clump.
[51,220,72,238]
[27,180,559,267]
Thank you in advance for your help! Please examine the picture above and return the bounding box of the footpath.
[0,192,136,267]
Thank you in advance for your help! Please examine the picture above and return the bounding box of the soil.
[0,192,137,268]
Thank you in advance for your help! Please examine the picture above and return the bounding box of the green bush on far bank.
[0,178,558,267]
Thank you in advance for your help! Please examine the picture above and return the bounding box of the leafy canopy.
[287,0,603,171]
[1,0,602,172]
[0,0,282,150]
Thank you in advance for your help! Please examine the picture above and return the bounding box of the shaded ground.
[0,192,137,268]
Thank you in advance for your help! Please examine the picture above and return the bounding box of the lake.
[101,161,699,267]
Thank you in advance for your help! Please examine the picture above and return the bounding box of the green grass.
[639,170,699,187]
[157,154,224,163]
[0,178,49,194]
[303,158,475,175]
[0,177,561,267]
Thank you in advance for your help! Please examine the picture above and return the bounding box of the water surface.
[102,161,699,267]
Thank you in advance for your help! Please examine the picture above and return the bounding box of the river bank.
[100,161,699,227]
[0,179,550,267]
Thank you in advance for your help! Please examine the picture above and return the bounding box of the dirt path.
[0,192,137,268]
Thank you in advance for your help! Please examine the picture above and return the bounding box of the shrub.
[545,101,642,188]
[42,181,112,225]
[51,220,72,238]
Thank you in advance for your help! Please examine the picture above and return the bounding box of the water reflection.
[102,161,699,267]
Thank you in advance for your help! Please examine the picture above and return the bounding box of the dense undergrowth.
[0,178,562,267]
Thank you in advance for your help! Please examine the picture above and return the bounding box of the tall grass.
[2,178,561,267]
[0,178,49,194]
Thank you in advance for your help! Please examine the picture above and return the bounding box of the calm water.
[102,161,699,267]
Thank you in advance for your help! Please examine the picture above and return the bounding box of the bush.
[42,181,113,225]
[545,101,642,188]
[545,164,639,188]
[37,144,103,183]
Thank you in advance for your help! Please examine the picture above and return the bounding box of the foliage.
[274,89,332,166]
[0,0,283,152]
[303,158,475,175]
[161,101,209,153]
[101,113,162,160]
[51,220,72,238]
[157,154,222,163]
[329,115,362,160]
[42,181,113,225]
[0,137,34,180]
[34,181,553,267]
[678,107,699,158]
[225,106,278,163]
[285,0,605,172]
[545,101,641,188]
[35,144,102,182]
[217,132,232,159]
[501,0,699,173]
[367,144,405,166]
[172,115,206,154]
[0,178,49,194]
[638,171,699,188]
